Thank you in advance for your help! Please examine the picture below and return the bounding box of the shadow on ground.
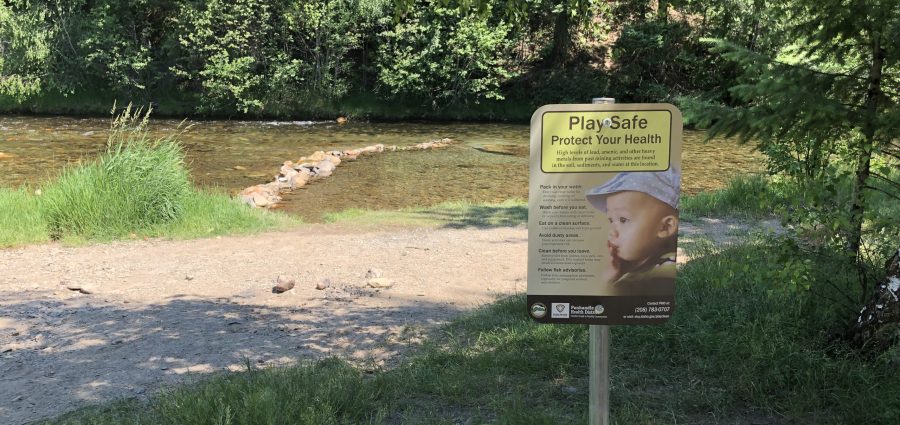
[0,292,465,424]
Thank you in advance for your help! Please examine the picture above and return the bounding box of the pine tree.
[684,0,899,346]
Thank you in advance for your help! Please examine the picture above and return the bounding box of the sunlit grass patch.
[323,199,527,228]
[145,189,299,239]
[0,187,49,247]
[40,107,192,240]
[680,174,783,220]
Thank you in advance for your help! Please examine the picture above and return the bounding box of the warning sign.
[527,104,682,325]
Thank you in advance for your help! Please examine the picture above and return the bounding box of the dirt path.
[1,224,529,424]
[0,218,779,424]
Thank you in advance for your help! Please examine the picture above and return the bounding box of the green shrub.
[41,107,192,239]
[611,240,898,424]
[376,1,516,107]
[610,21,711,103]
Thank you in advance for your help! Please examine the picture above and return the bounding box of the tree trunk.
[549,2,571,66]
[849,32,884,298]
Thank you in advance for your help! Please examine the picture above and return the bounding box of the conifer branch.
[871,173,900,192]
[768,58,866,81]
[864,185,900,201]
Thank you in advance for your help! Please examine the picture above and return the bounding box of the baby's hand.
[599,242,623,285]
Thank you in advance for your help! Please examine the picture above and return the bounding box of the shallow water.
[0,116,762,221]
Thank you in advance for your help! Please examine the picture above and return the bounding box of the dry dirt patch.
[0,218,780,424]
[0,224,528,424]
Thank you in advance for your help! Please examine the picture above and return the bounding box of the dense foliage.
[683,0,899,304]
[377,2,515,106]
[0,0,793,118]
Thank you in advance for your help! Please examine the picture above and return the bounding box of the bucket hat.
[585,168,681,212]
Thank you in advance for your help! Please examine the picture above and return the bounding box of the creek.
[0,116,762,221]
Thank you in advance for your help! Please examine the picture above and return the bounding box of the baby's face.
[605,191,673,262]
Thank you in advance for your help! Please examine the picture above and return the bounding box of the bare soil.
[0,218,778,424]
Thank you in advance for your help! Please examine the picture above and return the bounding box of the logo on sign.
[530,303,547,319]
[551,303,570,318]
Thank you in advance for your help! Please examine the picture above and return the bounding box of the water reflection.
[0,116,761,221]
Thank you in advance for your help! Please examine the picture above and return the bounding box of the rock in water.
[273,275,296,293]
[290,170,311,189]
[315,160,336,174]
[324,154,341,166]
[239,185,281,208]
[299,151,328,163]
[279,161,295,177]
[342,148,361,160]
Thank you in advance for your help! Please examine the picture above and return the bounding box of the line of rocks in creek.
[238,138,456,208]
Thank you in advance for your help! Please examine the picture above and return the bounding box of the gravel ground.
[0,218,780,424]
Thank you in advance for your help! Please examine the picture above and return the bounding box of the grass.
[144,189,297,239]
[41,111,193,239]
[679,174,785,221]
[0,187,49,246]
[0,186,298,247]
[42,237,900,425]
[323,199,528,229]
[0,107,298,247]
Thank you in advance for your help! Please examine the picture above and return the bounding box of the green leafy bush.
[377,2,516,106]
[0,0,52,100]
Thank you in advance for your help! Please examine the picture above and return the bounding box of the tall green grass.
[41,107,192,239]
[322,199,528,228]
[0,187,49,246]
[0,107,298,247]
[43,238,900,424]
[680,174,785,220]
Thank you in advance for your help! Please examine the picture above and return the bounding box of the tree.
[683,0,899,301]
[170,0,276,113]
[377,1,515,106]
[0,1,52,100]
[396,0,606,66]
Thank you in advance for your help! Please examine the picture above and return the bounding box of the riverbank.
[0,113,301,247]
[0,90,538,123]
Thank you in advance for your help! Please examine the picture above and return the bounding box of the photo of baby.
[585,168,680,295]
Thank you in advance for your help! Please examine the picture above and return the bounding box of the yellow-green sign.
[541,110,673,173]
[528,103,682,326]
